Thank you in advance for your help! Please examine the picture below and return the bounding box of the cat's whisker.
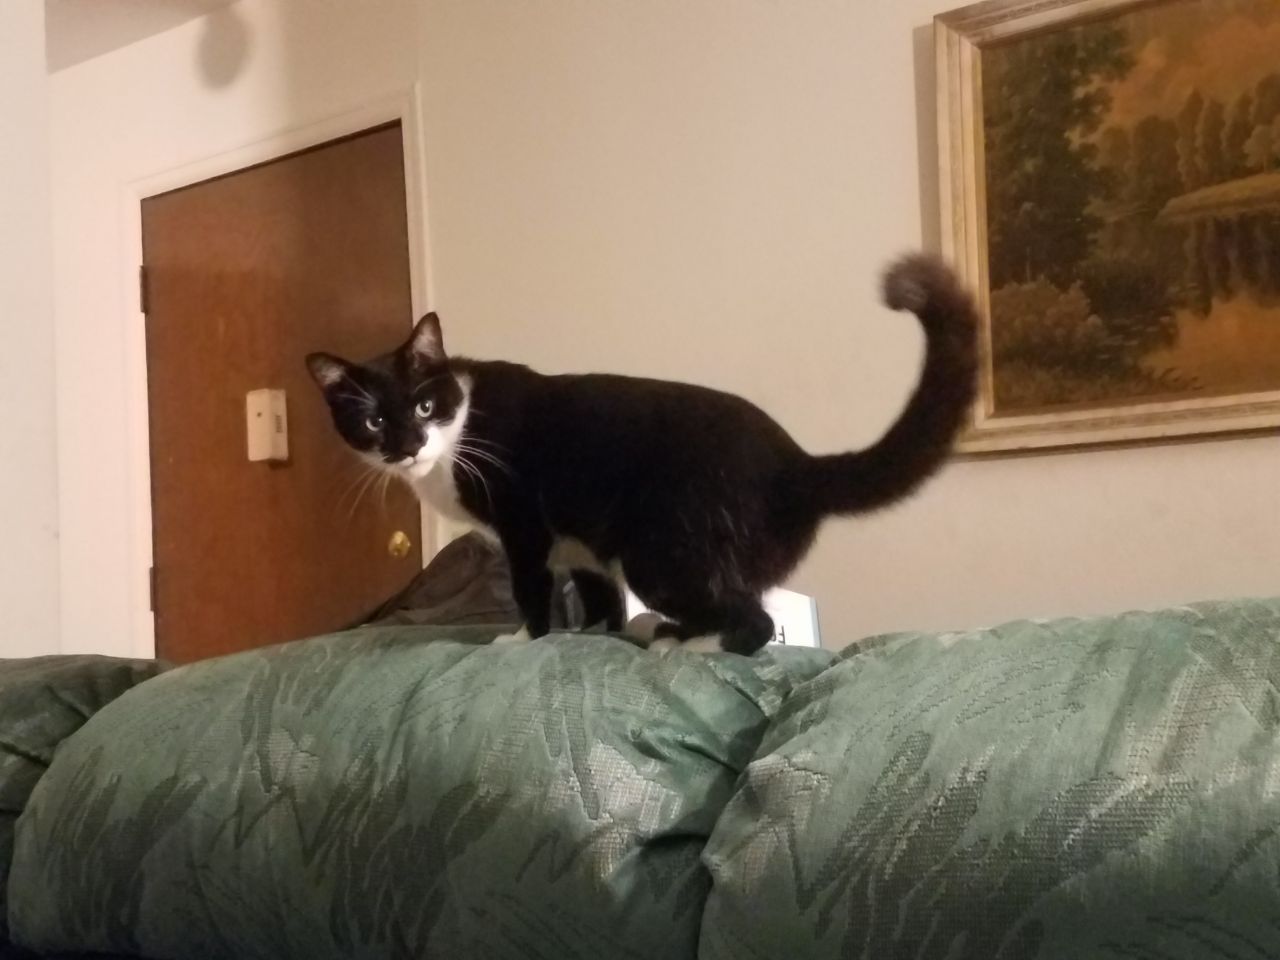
[454,451,496,514]
[378,471,394,513]
[343,467,385,522]
[461,436,512,465]
[451,453,480,487]
[331,469,366,506]
[463,432,512,455]
[455,450,505,475]
[456,439,505,460]
[450,451,480,491]
[334,463,379,514]
[347,473,381,520]
[454,442,511,476]
[328,465,363,498]
[461,431,507,452]
[453,455,486,491]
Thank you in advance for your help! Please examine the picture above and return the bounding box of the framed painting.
[937,0,1280,452]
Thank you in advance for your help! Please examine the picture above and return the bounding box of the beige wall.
[0,3,61,655]
[47,0,1279,654]
[418,0,1280,645]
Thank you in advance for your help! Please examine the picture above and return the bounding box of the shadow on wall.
[196,4,253,89]
[913,23,941,255]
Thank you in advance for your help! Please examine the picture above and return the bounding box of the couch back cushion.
[9,629,831,959]
[0,655,164,943]
[699,597,1280,959]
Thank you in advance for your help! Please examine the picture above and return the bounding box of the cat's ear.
[408,312,446,364]
[306,352,352,391]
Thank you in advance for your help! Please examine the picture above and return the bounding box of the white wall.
[418,0,1280,645]
[0,3,61,656]
[49,0,424,657]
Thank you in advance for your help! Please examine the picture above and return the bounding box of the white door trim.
[121,85,436,659]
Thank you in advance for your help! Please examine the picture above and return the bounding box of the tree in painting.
[984,25,1131,290]
[982,0,1280,414]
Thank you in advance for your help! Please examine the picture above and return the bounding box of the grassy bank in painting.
[982,0,1280,416]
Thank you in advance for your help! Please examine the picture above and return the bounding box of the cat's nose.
[384,445,421,464]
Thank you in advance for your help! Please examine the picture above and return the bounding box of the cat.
[307,253,977,655]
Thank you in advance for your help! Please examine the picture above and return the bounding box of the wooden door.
[143,123,422,662]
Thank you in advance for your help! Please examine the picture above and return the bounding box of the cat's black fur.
[307,254,977,655]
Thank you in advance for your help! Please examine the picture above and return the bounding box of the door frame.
[122,87,437,658]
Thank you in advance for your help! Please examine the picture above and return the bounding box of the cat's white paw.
[625,612,664,642]
[680,634,726,654]
[647,634,725,655]
[491,626,531,645]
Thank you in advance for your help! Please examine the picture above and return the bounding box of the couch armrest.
[0,655,164,945]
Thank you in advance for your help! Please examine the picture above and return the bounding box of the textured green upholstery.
[0,656,164,944]
[701,598,1280,959]
[9,628,830,959]
[9,599,1280,959]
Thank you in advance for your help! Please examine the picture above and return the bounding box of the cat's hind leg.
[652,595,773,655]
[571,569,625,632]
[626,556,773,656]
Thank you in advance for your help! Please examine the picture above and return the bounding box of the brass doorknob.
[387,530,412,559]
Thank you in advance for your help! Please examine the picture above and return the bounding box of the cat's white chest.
[412,456,496,540]
[413,456,469,523]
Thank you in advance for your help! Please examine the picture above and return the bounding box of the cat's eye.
[365,415,385,432]
[414,399,434,420]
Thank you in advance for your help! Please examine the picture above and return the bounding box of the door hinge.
[139,264,150,315]
[148,566,157,612]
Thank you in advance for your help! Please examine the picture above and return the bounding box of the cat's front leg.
[493,527,553,645]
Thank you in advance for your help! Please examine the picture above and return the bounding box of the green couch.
[5,598,1280,959]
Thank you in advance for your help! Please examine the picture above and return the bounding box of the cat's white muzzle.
[405,452,439,481]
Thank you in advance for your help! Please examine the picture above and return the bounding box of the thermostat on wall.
[245,389,289,462]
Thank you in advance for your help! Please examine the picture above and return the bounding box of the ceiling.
[45,0,238,72]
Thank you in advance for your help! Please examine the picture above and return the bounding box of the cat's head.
[306,313,467,483]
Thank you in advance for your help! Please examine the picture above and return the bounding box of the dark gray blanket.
[356,531,586,630]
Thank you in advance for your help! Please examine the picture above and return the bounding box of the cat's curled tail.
[800,253,979,516]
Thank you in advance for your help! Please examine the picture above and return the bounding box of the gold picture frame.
[937,0,1280,453]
